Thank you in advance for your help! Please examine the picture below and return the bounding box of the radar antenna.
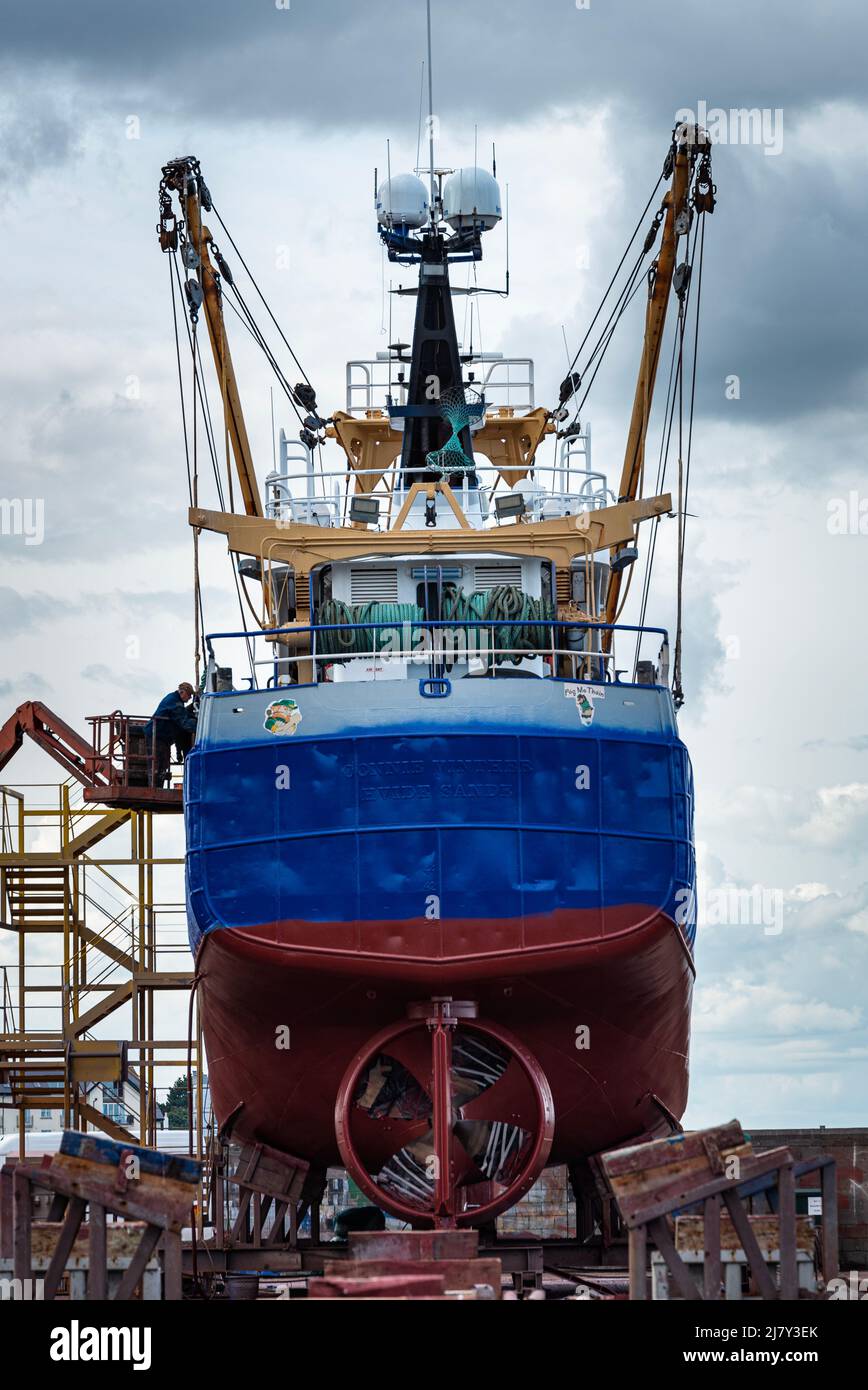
[426,0,436,218]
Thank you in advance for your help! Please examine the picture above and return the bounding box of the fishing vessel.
[158,99,715,1225]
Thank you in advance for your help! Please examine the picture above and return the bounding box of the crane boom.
[159,158,263,518]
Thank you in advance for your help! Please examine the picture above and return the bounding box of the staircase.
[1,744,193,1150]
[3,863,71,932]
[0,801,139,1139]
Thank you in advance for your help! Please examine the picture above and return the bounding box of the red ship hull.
[197,903,693,1173]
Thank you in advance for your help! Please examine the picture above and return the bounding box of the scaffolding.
[0,772,204,1159]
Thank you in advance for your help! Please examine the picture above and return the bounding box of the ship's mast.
[425,0,436,212]
[390,0,477,485]
[398,233,475,483]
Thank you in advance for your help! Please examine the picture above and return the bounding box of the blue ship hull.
[185,676,695,1170]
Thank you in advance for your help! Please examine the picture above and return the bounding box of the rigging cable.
[567,255,651,426]
[221,281,307,428]
[218,307,235,514]
[191,313,202,685]
[673,212,705,707]
[630,206,706,690]
[171,251,226,510]
[191,329,258,676]
[220,270,333,543]
[171,249,257,683]
[210,203,313,390]
[168,253,206,679]
[556,156,682,626]
[562,171,665,381]
[166,167,317,684]
[632,320,680,676]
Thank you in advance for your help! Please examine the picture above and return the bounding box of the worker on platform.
[148,682,198,787]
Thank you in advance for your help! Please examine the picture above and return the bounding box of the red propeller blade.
[348,1107,432,1173]
[458,1055,537,1132]
[381,1030,436,1099]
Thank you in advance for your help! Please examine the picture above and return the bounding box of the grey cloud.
[792,882,868,933]
[803,734,868,752]
[688,151,868,426]
[642,550,739,720]
[0,84,80,195]
[558,135,868,437]
[0,389,189,565]
[104,591,203,618]
[81,662,161,693]
[690,876,868,1124]
[2,1,867,128]
[0,585,81,637]
[0,584,223,637]
[1,2,865,474]
[0,671,51,697]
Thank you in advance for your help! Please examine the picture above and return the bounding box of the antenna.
[415,60,425,174]
[386,138,393,226]
[505,181,510,296]
[561,325,572,373]
[425,0,436,214]
[388,277,394,399]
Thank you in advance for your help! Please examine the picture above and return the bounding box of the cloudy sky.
[1,0,866,1130]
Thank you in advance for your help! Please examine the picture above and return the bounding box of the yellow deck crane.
[158,157,263,519]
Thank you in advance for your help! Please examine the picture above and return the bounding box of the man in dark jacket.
[148,682,198,786]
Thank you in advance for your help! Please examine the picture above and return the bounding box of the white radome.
[442,167,502,231]
[376,173,430,230]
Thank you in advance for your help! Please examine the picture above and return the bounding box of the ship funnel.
[376,173,430,230]
[442,166,502,232]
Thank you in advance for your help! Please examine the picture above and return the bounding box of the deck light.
[349,495,380,526]
[494,493,526,522]
[611,545,639,572]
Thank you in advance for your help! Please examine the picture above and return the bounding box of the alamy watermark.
[50,1321,151,1370]
[0,497,44,546]
[827,491,868,536]
[675,100,784,156]
[0,1276,44,1300]
[827,1272,868,1300]
[676,882,783,936]
[318,624,532,670]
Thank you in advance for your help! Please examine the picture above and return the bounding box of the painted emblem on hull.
[576,691,595,726]
[263,698,302,736]
[564,683,605,727]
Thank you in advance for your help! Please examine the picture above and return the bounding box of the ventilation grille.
[556,568,572,605]
[350,567,399,603]
[473,563,523,592]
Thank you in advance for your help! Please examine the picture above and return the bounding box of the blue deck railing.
[203,619,671,694]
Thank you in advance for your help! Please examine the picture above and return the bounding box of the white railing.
[264,419,607,531]
[345,353,535,417]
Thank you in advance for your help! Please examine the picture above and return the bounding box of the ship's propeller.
[335,1008,554,1228]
